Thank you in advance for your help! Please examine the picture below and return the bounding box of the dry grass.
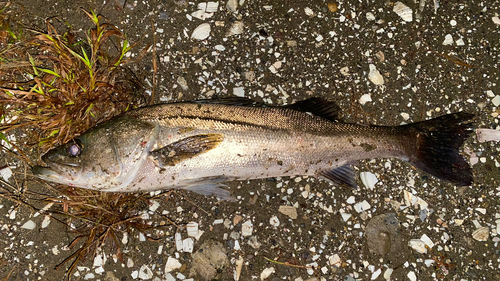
[0,176,178,279]
[0,4,174,280]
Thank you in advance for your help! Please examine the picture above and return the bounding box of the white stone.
[354,200,371,213]
[340,66,350,76]
[233,87,245,97]
[165,257,182,273]
[165,273,176,281]
[269,215,280,227]
[393,2,412,22]
[41,215,51,228]
[226,21,245,36]
[359,94,372,105]
[93,253,106,267]
[442,34,454,45]
[226,0,238,13]
[408,239,427,254]
[472,226,489,241]
[260,267,275,279]
[214,45,225,51]
[175,232,183,252]
[493,16,500,25]
[360,171,378,190]
[407,271,417,281]
[366,12,376,21]
[186,221,199,237]
[383,268,393,280]
[476,128,500,143]
[241,220,253,236]
[138,265,153,280]
[0,166,12,181]
[127,258,134,268]
[371,268,381,280]
[420,234,435,248]
[492,95,500,106]
[191,23,211,40]
[476,208,487,215]
[346,196,356,204]
[183,238,194,253]
[21,220,36,230]
[368,64,384,85]
[424,259,435,267]
[341,213,352,222]
[304,7,314,17]
[329,254,341,266]
[205,2,219,12]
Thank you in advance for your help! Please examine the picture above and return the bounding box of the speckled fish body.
[32,98,474,198]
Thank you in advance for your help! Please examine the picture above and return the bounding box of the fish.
[32,97,474,199]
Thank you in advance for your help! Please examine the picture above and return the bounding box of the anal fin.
[150,134,224,167]
[319,164,357,189]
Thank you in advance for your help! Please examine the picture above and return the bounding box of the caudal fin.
[406,112,474,186]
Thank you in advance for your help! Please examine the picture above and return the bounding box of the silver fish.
[32,98,474,198]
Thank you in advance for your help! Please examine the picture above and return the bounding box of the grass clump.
[0,7,145,153]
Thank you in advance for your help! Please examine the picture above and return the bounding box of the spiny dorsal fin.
[285,98,341,122]
[150,134,224,167]
[194,96,341,121]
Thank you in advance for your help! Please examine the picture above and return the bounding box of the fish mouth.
[32,161,81,183]
[32,165,67,181]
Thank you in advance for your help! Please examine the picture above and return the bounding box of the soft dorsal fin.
[193,97,266,107]
[319,164,357,189]
[285,98,341,121]
[149,134,224,167]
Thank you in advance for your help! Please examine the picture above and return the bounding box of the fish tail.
[406,112,475,186]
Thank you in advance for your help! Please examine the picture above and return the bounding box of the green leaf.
[85,103,94,118]
[37,67,61,78]
[47,129,60,138]
[28,54,39,76]
[80,46,92,69]
[0,131,10,145]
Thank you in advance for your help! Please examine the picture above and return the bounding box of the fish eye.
[67,139,83,157]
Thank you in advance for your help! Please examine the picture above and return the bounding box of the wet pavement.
[1,0,500,280]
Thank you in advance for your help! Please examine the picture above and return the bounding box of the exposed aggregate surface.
[1,0,500,280]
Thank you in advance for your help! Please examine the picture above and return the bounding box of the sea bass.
[32,98,474,198]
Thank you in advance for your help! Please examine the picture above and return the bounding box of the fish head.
[32,115,158,191]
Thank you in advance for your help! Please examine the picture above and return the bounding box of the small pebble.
[165,257,182,273]
[21,220,36,230]
[472,226,489,241]
[327,3,337,13]
[442,34,454,45]
[241,220,253,237]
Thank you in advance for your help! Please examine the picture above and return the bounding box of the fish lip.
[32,165,64,180]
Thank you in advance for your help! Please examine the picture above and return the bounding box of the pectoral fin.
[150,134,224,167]
[319,164,357,189]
